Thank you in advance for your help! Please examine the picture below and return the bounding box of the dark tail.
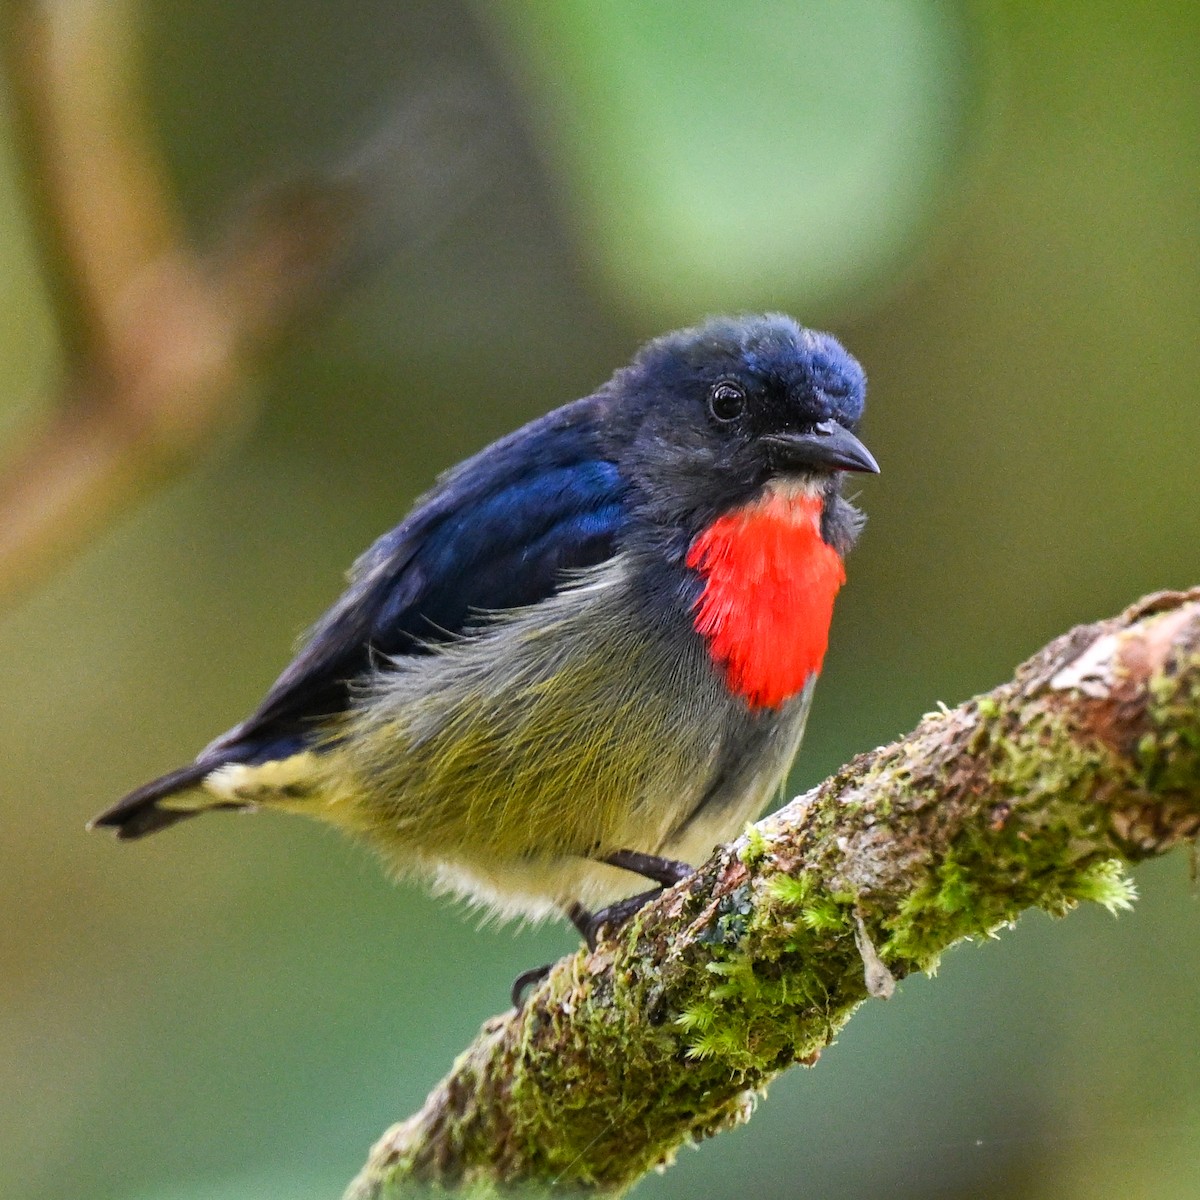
[90,759,238,840]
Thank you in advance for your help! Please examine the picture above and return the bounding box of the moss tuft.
[740,823,770,867]
[1061,858,1138,914]
[799,896,845,933]
[766,874,811,908]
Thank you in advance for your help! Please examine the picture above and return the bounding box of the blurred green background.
[3,2,1199,1197]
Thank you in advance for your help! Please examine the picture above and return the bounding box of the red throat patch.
[686,488,845,709]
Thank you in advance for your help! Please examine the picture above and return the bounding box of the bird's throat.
[686,487,845,709]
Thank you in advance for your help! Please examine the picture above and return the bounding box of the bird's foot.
[512,862,693,1006]
[510,962,552,1009]
[567,889,662,951]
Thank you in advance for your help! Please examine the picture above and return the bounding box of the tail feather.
[90,759,239,840]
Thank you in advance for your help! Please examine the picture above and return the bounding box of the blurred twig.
[346,589,1200,1198]
[0,0,367,605]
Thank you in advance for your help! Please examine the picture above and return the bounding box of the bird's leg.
[559,849,695,950]
[566,900,594,944]
[511,856,690,1007]
[601,848,693,888]
[514,865,691,1006]
[568,889,663,951]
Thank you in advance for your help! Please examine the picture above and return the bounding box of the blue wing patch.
[209,397,627,761]
[397,462,624,639]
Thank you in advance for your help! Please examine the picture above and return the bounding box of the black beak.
[764,421,880,475]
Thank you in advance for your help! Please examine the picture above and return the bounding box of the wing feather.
[209,397,627,757]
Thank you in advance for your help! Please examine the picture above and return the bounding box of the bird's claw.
[510,962,552,1009]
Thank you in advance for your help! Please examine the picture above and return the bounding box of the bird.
[92,313,877,992]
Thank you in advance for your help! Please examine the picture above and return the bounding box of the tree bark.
[345,588,1200,1198]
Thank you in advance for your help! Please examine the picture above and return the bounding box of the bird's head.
[608,313,877,547]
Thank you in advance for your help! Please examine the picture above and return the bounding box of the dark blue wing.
[94,394,627,836]
[209,395,627,759]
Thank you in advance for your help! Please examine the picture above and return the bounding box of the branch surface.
[346,588,1200,1198]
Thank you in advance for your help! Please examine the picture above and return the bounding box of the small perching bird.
[93,314,878,975]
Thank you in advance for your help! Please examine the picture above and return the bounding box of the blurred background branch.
[347,589,1200,1198]
[0,0,385,607]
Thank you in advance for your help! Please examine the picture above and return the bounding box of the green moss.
[876,693,1157,971]
[1141,645,1200,793]
[663,862,877,1071]
[989,710,1106,800]
[676,999,720,1034]
[677,944,840,1070]
[766,874,811,908]
[885,871,1008,968]
[799,896,845,933]
[760,873,854,956]
[740,822,769,866]
[1062,858,1137,913]
[686,1024,754,1062]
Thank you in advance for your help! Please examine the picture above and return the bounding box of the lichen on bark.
[345,589,1200,1199]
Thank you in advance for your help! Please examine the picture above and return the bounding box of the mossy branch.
[345,588,1200,1199]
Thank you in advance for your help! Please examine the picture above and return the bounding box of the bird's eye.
[708,381,746,422]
